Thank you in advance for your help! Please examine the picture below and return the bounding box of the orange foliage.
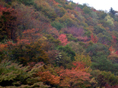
[58,68,91,87]
[38,71,60,85]
[56,61,91,87]
[0,43,7,51]
[16,38,30,45]
[109,46,118,55]
[90,33,98,43]
[23,28,42,40]
[72,62,85,70]
[17,28,42,45]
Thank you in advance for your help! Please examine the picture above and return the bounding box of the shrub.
[57,45,75,61]
[51,21,64,30]
[17,0,34,5]
[0,59,48,87]
[7,41,49,65]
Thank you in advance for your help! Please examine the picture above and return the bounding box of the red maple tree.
[58,34,68,46]
[37,71,60,85]
[56,61,91,87]
[109,46,115,55]
[90,33,98,43]
[0,6,17,41]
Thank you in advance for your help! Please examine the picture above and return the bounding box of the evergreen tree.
[109,7,115,15]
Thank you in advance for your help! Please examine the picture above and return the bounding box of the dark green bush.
[57,45,75,61]
[51,21,64,30]
[8,42,49,65]
[17,0,34,5]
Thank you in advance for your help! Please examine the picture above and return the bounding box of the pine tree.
[109,7,115,15]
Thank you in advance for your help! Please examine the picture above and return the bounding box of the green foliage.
[1,0,118,87]
[93,25,106,34]
[90,11,98,19]
[91,55,118,74]
[66,34,78,42]
[0,59,49,87]
[55,51,72,68]
[97,11,107,20]
[55,7,66,17]
[9,41,49,65]
[57,45,75,61]
[84,28,91,37]
[51,21,64,30]
[97,33,112,45]
[64,4,74,10]
[74,54,91,67]
[34,0,57,21]
[91,70,118,87]
[67,41,84,54]
[56,14,77,27]
[86,43,109,57]
[55,0,65,4]
[83,6,91,14]
[108,55,118,64]
[17,0,34,5]
[46,34,60,46]
[91,55,113,71]
[105,14,114,26]
[109,7,116,15]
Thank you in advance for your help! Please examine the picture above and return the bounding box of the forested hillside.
[0,0,118,87]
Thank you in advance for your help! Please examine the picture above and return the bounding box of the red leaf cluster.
[72,62,85,70]
[109,46,118,55]
[112,35,117,43]
[17,28,42,44]
[58,68,90,87]
[105,83,118,88]
[56,61,91,87]
[0,43,7,51]
[109,46,115,55]
[38,71,60,85]
[90,33,98,43]
[16,38,30,45]
[58,34,68,46]
[0,6,17,41]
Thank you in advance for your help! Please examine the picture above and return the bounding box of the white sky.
[72,0,118,12]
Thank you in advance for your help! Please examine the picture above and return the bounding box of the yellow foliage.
[105,15,114,26]
[69,2,72,5]
[71,14,75,18]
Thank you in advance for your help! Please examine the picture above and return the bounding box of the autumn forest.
[0,0,118,88]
